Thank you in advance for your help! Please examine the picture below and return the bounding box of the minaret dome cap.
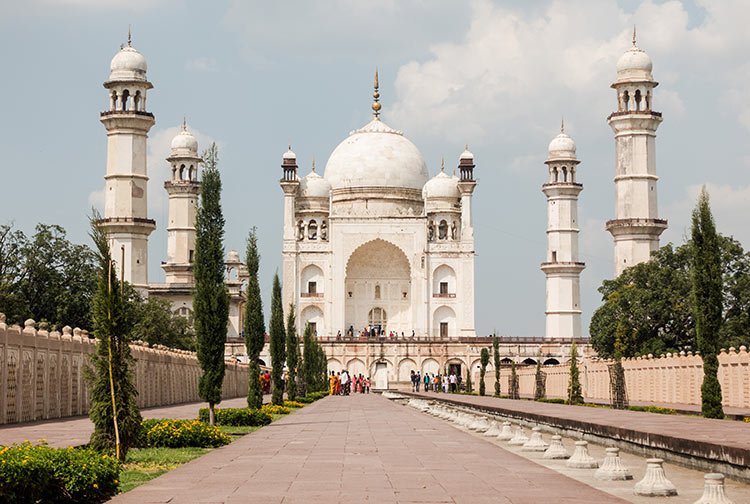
[109,45,148,82]
[170,124,198,153]
[282,145,297,160]
[547,131,577,161]
[615,30,653,82]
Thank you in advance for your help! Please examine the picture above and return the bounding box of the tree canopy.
[590,235,750,358]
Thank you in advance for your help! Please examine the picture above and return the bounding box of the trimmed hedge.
[628,405,677,415]
[283,400,305,409]
[197,408,272,427]
[141,419,231,448]
[294,392,327,404]
[0,442,119,503]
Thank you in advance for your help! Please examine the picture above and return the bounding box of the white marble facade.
[281,79,477,339]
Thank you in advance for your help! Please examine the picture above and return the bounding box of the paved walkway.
[109,394,626,503]
[0,396,257,447]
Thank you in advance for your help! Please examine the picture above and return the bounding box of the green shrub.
[260,404,291,415]
[537,398,566,404]
[143,419,230,448]
[283,400,305,408]
[307,391,326,401]
[296,396,315,404]
[0,442,119,503]
[628,405,677,415]
[197,408,272,427]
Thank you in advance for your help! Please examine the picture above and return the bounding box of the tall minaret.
[541,123,585,339]
[279,146,300,313]
[606,30,667,276]
[99,31,156,291]
[162,122,201,284]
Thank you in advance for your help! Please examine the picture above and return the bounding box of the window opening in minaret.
[562,167,568,182]
[622,90,630,111]
[634,89,642,111]
[438,220,448,240]
[189,165,195,180]
[308,220,317,240]
[110,90,117,111]
[179,165,186,180]
[552,167,558,183]
[134,91,141,111]
[551,251,557,262]
[645,90,651,110]
[121,89,130,111]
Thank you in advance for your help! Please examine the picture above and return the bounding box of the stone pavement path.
[109,394,626,504]
[0,396,256,448]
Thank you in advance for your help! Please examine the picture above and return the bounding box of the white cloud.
[186,57,218,73]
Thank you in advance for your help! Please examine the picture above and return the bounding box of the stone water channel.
[383,392,750,504]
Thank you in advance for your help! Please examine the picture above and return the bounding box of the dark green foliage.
[87,215,142,461]
[0,442,120,503]
[534,359,546,401]
[141,419,230,448]
[691,188,724,419]
[590,236,750,358]
[243,228,265,409]
[628,405,677,415]
[479,347,489,396]
[301,323,328,394]
[492,334,501,396]
[285,305,299,401]
[131,296,195,350]
[567,342,583,405]
[197,407,272,427]
[269,273,286,405]
[0,223,97,329]
[194,143,229,423]
[536,397,566,404]
[465,367,473,393]
[509,361,519,399]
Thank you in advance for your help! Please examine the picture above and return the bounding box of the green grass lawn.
[119,447,211,493]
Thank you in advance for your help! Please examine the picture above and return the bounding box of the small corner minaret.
[606,29,667,276]
[542,122,585,340]
[456,145,477,240]
[280,146,300,313]
[162,121,201,284]
[99,30,156,291]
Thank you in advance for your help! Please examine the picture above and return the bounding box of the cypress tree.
[534,358,546,401]
[301,323,314,395]
[492,334,501,396]
[479,347,489,396]
[567,341,583,405]
[269,273,286,405]
[87,214,141,461]
[691,188,724,418]
[194,143,229,425]
[465,367,473,393]
[285,304,299,401]
[509,361,519,399]
[243,228,265,409]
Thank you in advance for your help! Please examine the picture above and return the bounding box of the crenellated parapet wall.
[0,314,248,425]
[499,347,750,408]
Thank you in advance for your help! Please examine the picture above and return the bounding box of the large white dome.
[109,46,148,82]
[324,119,428,191]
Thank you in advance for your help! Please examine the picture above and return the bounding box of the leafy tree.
[131,296,195,350]
[479,347,489,396]
[492,334,501,396]
[509,361,519,399]
[193,143,229,425]
[567,342,583,405]
[269,273,286,405]
[590,236,750,358]
[243,228,265,409]
[0,223,97,330]
[87,215,141,461]
[285,305,299,401]
[691,188,724,419]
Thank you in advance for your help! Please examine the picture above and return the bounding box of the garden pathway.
[108,393,627,503]
[0,395,263,448]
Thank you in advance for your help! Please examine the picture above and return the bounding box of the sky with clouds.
[1,0,749,337]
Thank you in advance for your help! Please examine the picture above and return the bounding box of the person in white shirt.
[449,373,457,393]
[340,370,350,395]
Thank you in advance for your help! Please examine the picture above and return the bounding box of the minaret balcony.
[100,110,154,119]
[96,216,156,234]
[606,218,667,237]
[540,261,586,274]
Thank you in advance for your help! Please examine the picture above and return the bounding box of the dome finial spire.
[128,25,132,47]
[632,25,637,47]
[441,157,445,173]
[561,117,565,133]
[181,117,187,131]
[312,157,316,173]
[372,67,382,119]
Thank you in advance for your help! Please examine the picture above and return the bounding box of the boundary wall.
[499,347,750,408]
[0,316,248,425]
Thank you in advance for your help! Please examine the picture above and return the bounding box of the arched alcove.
[432,264,456,297]
[301,264,324,297]
[432,305,456,338]
[345,239,411,335]
[398,358,417,382]
[300,305,324,337]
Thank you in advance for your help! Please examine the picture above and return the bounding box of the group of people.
[339,327,418,340]
[410,370,462,393]
[329,370,371,395]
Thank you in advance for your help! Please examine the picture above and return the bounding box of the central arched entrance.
[345,239,411,336]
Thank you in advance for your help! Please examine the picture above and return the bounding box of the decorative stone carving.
[508,426,529,445]
[522,426,548,451]
[633,458,677,496]
[543,435,569,459]
[693,473,735,504]
[594,448,632,480]
[566,441,598,468]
